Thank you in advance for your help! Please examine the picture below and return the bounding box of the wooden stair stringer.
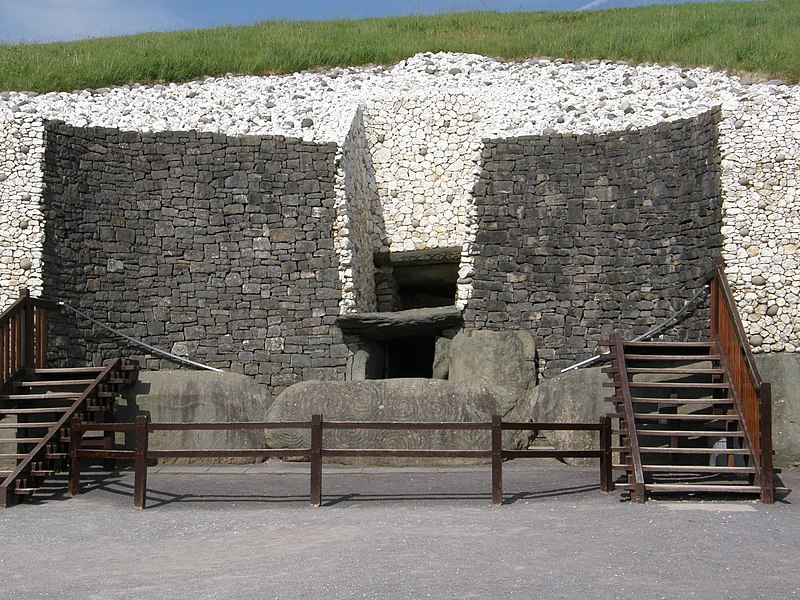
[610,332,647,503]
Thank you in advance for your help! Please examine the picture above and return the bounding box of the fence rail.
[69,414,613,509]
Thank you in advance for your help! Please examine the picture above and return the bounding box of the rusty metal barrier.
[69,414,613,509]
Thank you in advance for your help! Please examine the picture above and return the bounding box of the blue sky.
[0,0,759,45]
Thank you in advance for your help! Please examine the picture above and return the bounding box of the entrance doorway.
[385,336,436,378]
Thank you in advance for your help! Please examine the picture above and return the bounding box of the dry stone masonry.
[1,52,798,389]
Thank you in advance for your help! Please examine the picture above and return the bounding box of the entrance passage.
[337,305,463,382]
[386,336,435,378]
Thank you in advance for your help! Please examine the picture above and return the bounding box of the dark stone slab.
[336,307,463,340]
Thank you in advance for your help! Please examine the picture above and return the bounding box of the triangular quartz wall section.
[333,106,378,314]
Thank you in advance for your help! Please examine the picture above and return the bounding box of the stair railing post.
[68,414,83,496]
[133,414,149,510]
[491,415,503,506]
[613,332,647,503]
[600,416,613,493]
[19,288,36,369]
[709,262,721,341]
[759,382,774,504]
[310,414,322,507]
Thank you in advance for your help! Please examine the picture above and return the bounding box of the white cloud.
[0,0,180,44]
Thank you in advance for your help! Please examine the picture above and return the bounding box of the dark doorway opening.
[386,336,436,378]
[393,263,459,309]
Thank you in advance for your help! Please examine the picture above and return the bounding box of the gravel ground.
[1,462,798,599]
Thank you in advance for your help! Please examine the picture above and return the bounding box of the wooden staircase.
[0,290,137,507]
[603,337,766,501]
[601,261,777,503]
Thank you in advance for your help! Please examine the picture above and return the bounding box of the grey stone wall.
[41,121,348,395]
[464,109,723,376]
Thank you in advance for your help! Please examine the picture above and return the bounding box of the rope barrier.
[57,301,223,372]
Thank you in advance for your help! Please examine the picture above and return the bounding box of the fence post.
[310,414,322,507]
[600,416,613,493]
[491,415,503,506]
[68,414,82,497]
[133,414,149,510]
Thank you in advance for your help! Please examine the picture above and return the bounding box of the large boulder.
[448,329,537,415]
[118,370,272,462]
[264,378,504,465]
[755,354,800,468]
[509,367,609,465]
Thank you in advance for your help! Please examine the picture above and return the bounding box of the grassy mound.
[1,0,797,92]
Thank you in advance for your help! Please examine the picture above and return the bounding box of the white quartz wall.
[0,111,45,306]
[0,52,798,352]
[334,106,378,314]
[363,93,483,254]
[719,86,800,353]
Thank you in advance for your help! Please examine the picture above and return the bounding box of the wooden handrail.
[0,288,58,388]
[708,260,773,503]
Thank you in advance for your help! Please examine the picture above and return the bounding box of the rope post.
[310,414,322,507]
[491,415,503,506]
[133,414,149,510]
[68,414,83,497]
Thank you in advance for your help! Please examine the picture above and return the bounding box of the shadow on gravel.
[502,483,600,504]
[323,492,491,506]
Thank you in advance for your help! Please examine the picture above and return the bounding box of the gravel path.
[1,462,797,599]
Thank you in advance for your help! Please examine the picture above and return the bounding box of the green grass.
[0,0,797,93]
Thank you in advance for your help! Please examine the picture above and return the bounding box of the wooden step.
[0,407,71,415]
[609,412,740,422]
[639,446,751,455]
[16,379,96,388]
[629,381,729,390]
[621,341,714,349]
[29,469,56,477]
[604,381,729,390]
[642,465,756,474]
[625,367,723,376]
[608,396,733,405]
[0,392,80,401]
[617,483,762,494]
[623,353,721,362]
[636,429,744,437]
[29,367,105,375]
[0,422,59,429]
